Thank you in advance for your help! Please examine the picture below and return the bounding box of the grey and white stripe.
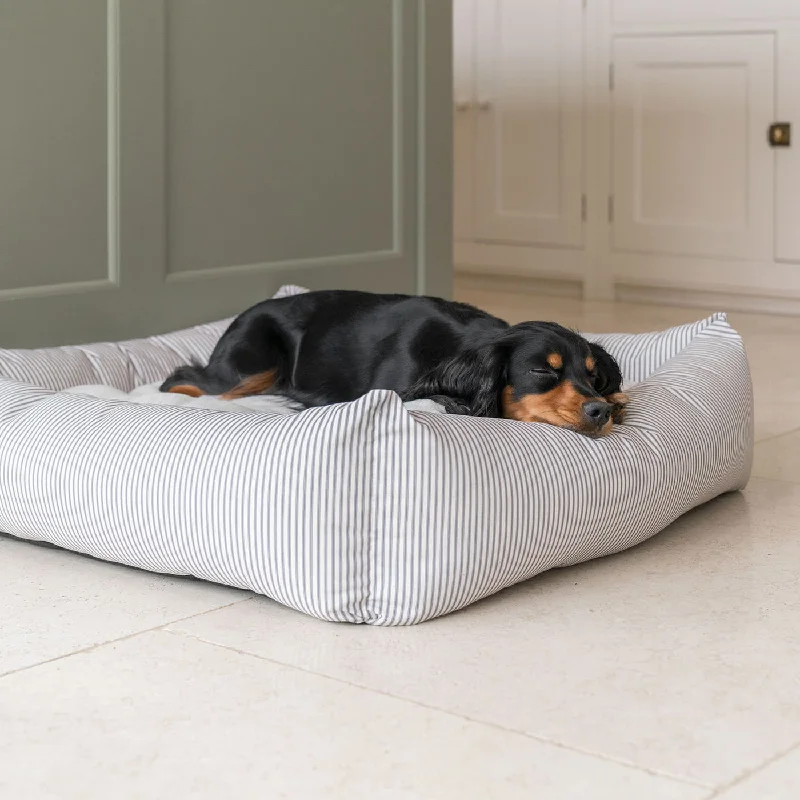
[0,292,752,625]
[0,284,306,392]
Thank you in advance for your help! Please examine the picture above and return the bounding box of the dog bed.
[0,286,752,625]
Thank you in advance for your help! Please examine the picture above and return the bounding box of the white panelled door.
[453,0,476,241]
[612,34,775,261]
[611,0,789,25]
[473,0,584,248]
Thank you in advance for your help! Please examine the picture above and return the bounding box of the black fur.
[161,290,626,433]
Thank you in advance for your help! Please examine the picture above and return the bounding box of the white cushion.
[0,288,753,625]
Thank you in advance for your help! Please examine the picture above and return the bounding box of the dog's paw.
[605,392,630,424]
[428,395,472,415]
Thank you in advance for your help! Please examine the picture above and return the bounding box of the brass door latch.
[768,122,791,147]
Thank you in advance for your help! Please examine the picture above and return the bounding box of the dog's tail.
[160,362,278,399]
[160,362,222,397]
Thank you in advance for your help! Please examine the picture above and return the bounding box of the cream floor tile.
[752,429,800,483]
[170,478,800,789]
[0,534,248,676]
[756,395,799,441]
[0,630,705,800]
[712,745,800,800]
[751,407,797,443]
[740,336,800,442]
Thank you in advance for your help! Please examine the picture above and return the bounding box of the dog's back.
[161,290,507,404]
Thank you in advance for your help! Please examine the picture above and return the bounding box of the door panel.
[0,0,109,292]
[774,25,800,263]
[453,0,475,241]
[612,0,788,24]
[166,0,395,275]
[0,0,453,349]
[474,0,584,247]
[612,34,774,261]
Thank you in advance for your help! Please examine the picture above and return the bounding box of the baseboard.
[456,267,800,316]
[453,242,584,282]
[455,269,583,300]
[615,282,800,317]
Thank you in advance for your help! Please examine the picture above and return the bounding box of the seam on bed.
[363,395,383,624]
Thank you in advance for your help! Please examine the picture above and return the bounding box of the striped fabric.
[0,290,752,625]
[0,284,306,392]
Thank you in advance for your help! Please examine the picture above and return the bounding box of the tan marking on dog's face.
[586,356,596,372]
[502,382,586,428]
[546,353,563,370]
[502,384,618,436]
[167,384,205,398]
[220,369,277,400]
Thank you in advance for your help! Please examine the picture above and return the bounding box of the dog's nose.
[582,400,612,427]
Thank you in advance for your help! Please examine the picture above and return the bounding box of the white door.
[611,34,774,261]
[473,0,584,248]
[611,0,786,24]
[453,0,475,241]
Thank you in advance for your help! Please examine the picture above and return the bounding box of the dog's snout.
[582,400,612,427]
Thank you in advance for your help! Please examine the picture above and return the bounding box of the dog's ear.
[402,334,516,417]
[588,341,623,396]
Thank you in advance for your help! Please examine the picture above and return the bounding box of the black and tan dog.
[161,290,628,436]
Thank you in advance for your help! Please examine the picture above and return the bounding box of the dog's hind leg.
[160,315,292,399]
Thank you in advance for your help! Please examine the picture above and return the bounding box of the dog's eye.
[529,368,555,375]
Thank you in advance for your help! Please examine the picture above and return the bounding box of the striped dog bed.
[0,287,752,625]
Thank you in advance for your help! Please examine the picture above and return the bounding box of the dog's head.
[498,323,627,436]
[415,322,628,436]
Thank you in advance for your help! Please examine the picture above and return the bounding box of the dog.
[161,290,628,436]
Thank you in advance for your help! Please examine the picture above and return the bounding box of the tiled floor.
[3,283,799,799]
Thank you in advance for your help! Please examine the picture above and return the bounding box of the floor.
[3,282,800,799]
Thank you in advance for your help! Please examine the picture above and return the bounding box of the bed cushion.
[0,288,752,625]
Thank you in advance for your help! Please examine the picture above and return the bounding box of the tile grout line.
[0,594,254,680]
[753,425,800,447]
[703,738,800,799]
[163,627,712,791]
[749,474,800,487]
